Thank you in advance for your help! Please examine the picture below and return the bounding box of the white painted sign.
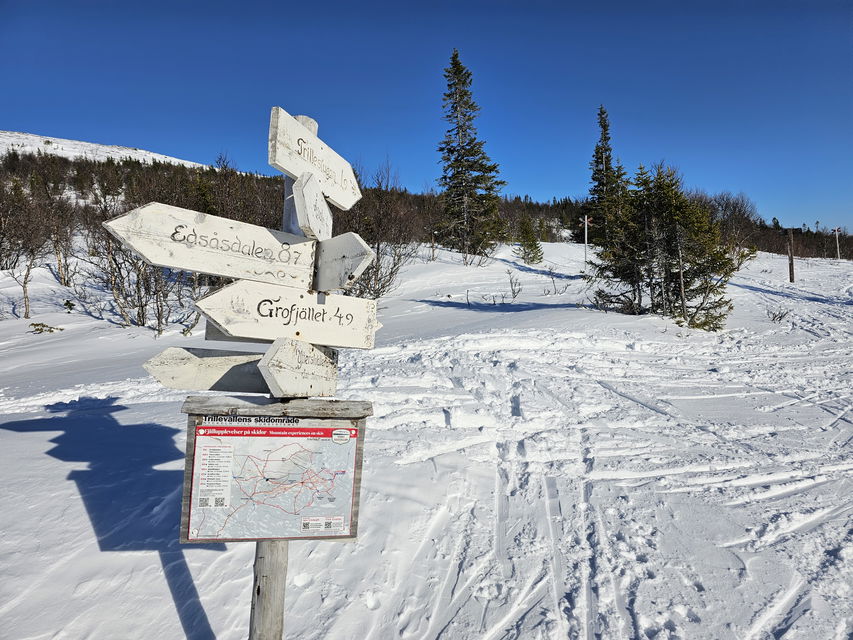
[292,172,333,240]
[144,347,268,393]
[258,338,338,398]
[268,106,362,211]
[103,202,316,289]
[195,281,380,349]
[315,232,375,292]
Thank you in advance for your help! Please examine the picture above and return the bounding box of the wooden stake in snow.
[249,540,289,640]
[788,228,795,283]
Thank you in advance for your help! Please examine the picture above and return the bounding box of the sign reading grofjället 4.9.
[195,280,380,349]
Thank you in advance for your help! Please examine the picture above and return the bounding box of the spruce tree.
[588,105,620,246]
[513,214,543,265]
[437,49,506,264]
[585,106,753,329]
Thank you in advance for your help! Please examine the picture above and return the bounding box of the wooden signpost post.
[104,107,377,640]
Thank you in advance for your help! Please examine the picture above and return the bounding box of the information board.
[181,415,364,542]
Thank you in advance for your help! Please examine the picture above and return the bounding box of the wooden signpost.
[314,231,375,292]
[269,106,361,211]
[104,203,316,289]
[144,347,267,393]
[104,107,377,640]
[195,281,379,348]
[292,173,333,240]
[258,338,338,398]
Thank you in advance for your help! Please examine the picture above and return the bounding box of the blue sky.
[2,0,851,229]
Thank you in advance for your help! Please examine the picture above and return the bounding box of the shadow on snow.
[416,298,590,312]
[1,397,223,640]
[492,256,584,280]
[731,282,853,306]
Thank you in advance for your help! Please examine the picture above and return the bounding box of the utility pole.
[832,227,842,260]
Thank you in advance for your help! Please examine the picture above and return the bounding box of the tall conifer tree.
[437,49,506,264]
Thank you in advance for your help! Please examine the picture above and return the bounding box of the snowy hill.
[0,244,851,639]
[0,130,205,168]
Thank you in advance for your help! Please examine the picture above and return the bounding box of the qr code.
[302,521,310,530]
[324,521,332,529]
[214,497,225,507]
[199,498,210,507]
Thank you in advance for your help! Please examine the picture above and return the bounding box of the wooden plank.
[314,232,375,292]
[143,347,268,393]
[292,172,333,241]
[257,338,338,398]
[179,413,200,544]
[249,540,288,640]
[195,281,380,349]
[268,106,362,211]
[281,116,318,237]
[205,320,272,345]
[103,202,316,289]
[181,395,373,418]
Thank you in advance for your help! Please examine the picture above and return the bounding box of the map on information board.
[183,416,361,541]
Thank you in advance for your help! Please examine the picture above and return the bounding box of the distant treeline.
[1,150,847,261]
[0,150,849,326]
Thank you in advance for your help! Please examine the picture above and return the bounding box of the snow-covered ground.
[0,244,850,640]
[0,130,204,167]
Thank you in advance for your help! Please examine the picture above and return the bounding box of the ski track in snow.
[1,246,851,639]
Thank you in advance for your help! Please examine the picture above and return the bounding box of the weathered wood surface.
[103,202,316,288]
[292,172,333,241]
[143,347,268,393]
[205,320,272,345]
[179,414,200,545]
[282,116,319,237]
[258,338,338,398]
[181,395,373,418]
[314,232,375,292]
[268,106,361,211]
[249,540,288,640]
[195,281,380,349]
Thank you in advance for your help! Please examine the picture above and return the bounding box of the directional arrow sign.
[269,106,362,211]
[315,232,375,291]
[292,172,333,240]
[195,281,380,349]
[144,347,268,393]
[104,202,316,289]
[258,338,338,398]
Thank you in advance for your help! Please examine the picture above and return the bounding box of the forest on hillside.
[0,149,849,332]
